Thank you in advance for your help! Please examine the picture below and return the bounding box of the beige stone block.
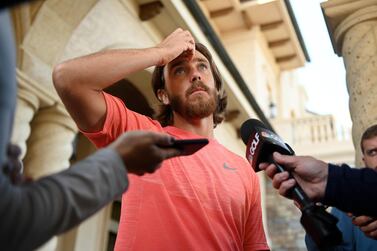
[343,21,377,73]
[22,4,73,66]
[60,0,155,62]
[21,52,55,93]
[45,0,97,28]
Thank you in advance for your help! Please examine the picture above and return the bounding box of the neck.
[172,112,214,138]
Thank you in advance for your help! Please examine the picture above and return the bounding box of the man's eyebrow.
[169,57,209,70]
[169,60,185,70]
[366,147,377,153]
[195,57,209,64]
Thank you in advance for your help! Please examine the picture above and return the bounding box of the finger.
[149,132,175,146]
[186,35,195,45]
[366,229,377,239]
[273,152,297,171]
[259,162,269,171]
[271,172,290,189]
[132,170,145,176]
[357,218,377,231]
[184,30,193,39]
[174,27,183,33]
[145,163,161,174]
[360,220,377,233]
[353,216,373,226]
[264,164,277,178]
[160,148,182,159]
[184,46,195,61]
[279,179,296,197]
[186,51,194,61]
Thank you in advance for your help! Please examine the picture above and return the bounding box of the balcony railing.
[272,115,351,145]
[272,115,354,165]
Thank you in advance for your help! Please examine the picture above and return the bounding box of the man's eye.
[174,67,185,75]
[369,150,377,156]
[198,63,208,70]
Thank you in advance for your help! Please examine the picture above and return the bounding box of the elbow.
[52,62,70,93]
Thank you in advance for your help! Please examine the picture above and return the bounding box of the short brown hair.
[151,43,227,127]
[361,124,377,153]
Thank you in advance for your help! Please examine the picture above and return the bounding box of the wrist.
[316,161,329,200]
[150,46,166,66]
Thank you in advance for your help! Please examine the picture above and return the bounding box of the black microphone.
[241,119,310,206]
[241,119,342,249]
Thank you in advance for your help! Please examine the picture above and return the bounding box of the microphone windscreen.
[240,119,267,145]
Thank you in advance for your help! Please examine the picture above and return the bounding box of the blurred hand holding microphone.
[241,119,342,249]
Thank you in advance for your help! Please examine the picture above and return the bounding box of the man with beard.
[53,28,269,251]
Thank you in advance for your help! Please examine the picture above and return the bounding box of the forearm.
[53,47,164,132]
[53,47,161,91]
[0,148,128,251]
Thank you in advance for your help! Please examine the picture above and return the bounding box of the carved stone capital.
[335,6,377,56]
[322,0,377,56]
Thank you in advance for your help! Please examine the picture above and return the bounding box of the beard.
[169,81,217,120]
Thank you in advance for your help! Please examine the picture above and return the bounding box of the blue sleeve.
[305,234,321,251]
[330,208,354,251]
[305,208,354,251]
[323,164,377,217]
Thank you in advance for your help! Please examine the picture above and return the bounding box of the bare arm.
[53,28,195,132]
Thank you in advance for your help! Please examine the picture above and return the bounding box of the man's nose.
[190,70,201,82]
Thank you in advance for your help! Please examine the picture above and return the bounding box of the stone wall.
[266,177,307,251]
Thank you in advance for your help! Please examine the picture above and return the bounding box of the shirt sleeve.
[0,148,128,251]
[81,92,162,148]
[323,164,377,217]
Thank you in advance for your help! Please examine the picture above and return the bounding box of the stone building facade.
[6,0,361,250]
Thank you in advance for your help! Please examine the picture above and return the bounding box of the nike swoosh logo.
[223,162,237,170]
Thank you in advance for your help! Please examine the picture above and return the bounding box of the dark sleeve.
[322,164,377,217]
[0,148,128,251]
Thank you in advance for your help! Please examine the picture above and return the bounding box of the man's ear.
[157,89,170,105]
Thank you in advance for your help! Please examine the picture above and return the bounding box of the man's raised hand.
[155,28,195,66]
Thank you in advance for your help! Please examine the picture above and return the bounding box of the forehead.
[166,50,209,70]
[363,136,377,148]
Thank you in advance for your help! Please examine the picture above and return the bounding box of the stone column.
[322,1,377,166]
[11,89,39,160]
[27,106,77,251]
[11,70,78,251]
[23,106,77,178]
[11,70,78,175]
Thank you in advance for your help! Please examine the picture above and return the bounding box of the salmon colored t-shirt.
[82,92,269,251]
